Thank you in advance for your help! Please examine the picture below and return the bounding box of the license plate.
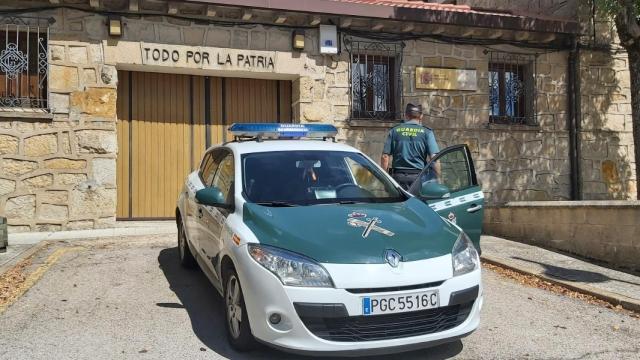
[362,290,439,316]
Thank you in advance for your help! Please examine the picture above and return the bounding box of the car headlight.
[452,232,479,276]
[248,244,333,287]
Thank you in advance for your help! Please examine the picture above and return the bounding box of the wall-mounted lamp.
[108,17,122,37]
[292,30,305,51]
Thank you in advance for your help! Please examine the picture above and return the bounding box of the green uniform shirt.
[383,120,440,170]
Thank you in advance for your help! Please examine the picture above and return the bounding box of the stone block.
[34,224,62,232]
[442,57,466,69]
[422,56,441,67]
[70,88,117,117]
[250,31,267,50]
[268,29,292,51]
[24,134,58,157]
[0,178,16,196]
[183,27,205,45]
[302,102,333,122]
[76,130,117,154]
[69,187,116,219]
[50,93,70,114]
[500,138,521,159]
[67,220,93,230]
[39,204,68,222]
[0,134,18,155]
[232,30,249,48]
[50,45,65,61]
[205,28,231,47]
[50,65,79,90]
[84,17,108,40]
[156,24,182,44]
[56,173,88,186]
[88,44,103,63]
[465,94,487,109]
[22,174,53,190]
[100,65,117,86]
[0,159,38,177]
[45,158,86,170]
[82,68,98,85]
[92,158,116,185]
[5,195,36,220]
[68,46,88,64]
[41,190,68,204]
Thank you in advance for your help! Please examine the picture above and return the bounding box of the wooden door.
[117,71,292,219]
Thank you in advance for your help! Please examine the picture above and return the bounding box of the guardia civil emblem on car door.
[347,212,395,238]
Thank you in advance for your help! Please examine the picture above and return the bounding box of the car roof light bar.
[228,123,338,141]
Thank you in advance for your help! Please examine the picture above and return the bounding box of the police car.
[175,123,484,356]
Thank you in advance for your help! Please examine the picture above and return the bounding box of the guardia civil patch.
[347,212,395,238]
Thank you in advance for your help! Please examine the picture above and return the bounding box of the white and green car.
[176,123,484,356]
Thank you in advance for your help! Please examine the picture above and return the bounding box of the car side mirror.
[196,187,231,209]
[420,181,451,200]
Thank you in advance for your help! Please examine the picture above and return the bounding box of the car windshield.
[242,150,405,206]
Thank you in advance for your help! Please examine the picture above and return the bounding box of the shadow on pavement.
[158,247,464,360]
[511,256,640,286]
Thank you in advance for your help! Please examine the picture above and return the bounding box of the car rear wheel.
[224,269,255,351]
[177,220,196,268]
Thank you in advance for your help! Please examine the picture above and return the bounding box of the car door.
[409,144,485,251]
[198,151,235,278]
[190,149,225,259]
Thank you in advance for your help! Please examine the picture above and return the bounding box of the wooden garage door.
[117,71,292,219]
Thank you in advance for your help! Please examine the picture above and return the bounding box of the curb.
[482,255,640,313]
[8,224,177,245]
[0,241,51,275]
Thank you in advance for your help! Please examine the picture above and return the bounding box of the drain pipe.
[568,39,582,200]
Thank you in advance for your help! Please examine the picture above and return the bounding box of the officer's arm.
[426,131,441,179]
[381,154,390,171]
[381,130,393,171]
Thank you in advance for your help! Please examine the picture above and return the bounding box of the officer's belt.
[389,168,421,175]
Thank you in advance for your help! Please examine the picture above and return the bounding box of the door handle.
[198,208,204,219]
[467,204,483,213]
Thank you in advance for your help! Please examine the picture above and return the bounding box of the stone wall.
[0,5,636,231]
[342,42,576,204]
[484,201,640,272]
[0,9,118,232]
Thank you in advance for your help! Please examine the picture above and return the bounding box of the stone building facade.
[0,0,636,232]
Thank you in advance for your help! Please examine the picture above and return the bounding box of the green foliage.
[594,0,640,17]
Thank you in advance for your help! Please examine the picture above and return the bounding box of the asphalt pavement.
[0,235,638,359]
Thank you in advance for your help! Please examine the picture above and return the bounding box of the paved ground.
[482,236,640,309]
[0,235,639,360]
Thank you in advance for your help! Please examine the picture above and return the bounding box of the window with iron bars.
[487,51,537,125]
[345,37,403,121]
[0,16,51,111]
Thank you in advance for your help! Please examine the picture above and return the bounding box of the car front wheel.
[224,269,255,351]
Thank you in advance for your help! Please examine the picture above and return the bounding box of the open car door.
[409,144,484,252]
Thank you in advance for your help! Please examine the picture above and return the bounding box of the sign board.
[319,25,338,54]
[415,67,478,91]
[141,43,276,72]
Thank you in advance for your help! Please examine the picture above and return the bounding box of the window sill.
[347,118,402,128]
[0,108,53,120]
[486,122,541,131]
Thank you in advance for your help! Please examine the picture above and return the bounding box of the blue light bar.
[228,123,338,139]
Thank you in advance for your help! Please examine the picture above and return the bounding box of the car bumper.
[233,246,482,355]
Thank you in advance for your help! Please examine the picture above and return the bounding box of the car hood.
[242,198,459,264]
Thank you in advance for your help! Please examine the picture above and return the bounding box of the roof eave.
[191,0,579,35]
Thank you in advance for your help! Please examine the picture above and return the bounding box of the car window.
[201,149,225,186]
[242,151,404,205]
[345,157,390,198]
[415,148,471,193]
[211,153,234,205]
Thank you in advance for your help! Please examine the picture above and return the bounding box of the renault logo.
[384,249,402,268]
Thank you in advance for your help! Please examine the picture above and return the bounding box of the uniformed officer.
[381,103,440,190]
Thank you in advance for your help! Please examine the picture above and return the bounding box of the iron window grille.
[0,16,51,111]
[487,51,537,125]
[345,37,403,121]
